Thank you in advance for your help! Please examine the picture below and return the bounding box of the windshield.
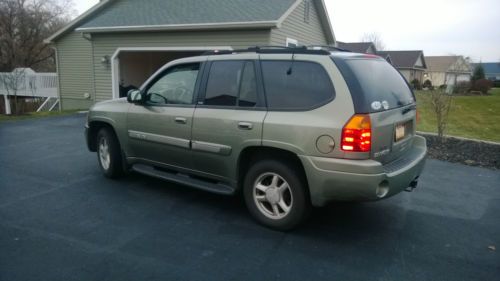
[333,57,415,113]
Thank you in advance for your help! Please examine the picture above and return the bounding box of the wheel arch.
[87,120,119,152]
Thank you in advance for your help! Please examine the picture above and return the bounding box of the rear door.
[335,57,417,164]
[191,54,266,181]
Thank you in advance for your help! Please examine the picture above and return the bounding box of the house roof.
[425,56,461,72]
[46,0,335,44]
[336,42,375,53]
[377,50,426,69]
[473,62,500,74]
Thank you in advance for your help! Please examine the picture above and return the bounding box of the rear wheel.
[96,128,123,178]
[243,159,311,231]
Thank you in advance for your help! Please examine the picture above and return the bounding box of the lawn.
[415,88,500,142]
[0,110,82,122]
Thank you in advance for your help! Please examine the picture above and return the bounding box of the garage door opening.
[111,47,232,99]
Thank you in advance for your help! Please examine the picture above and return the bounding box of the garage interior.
[117,51,204,97]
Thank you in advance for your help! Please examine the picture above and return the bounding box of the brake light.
[341,114,372,152]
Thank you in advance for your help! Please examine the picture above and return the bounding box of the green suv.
[85,47,427,230]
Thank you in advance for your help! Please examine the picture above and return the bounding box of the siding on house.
[270,0,328,46]
[91,30,271,102]
[55,32,95,109]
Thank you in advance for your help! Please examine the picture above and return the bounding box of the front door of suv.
[127,60,202,170]
[191,55,267,182]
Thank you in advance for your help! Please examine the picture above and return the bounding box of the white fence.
[0,71,58,98]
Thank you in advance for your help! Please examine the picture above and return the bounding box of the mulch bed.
[418,132,500,170]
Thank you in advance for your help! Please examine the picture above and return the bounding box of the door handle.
[174,117,187,124]
[238,122,253,130]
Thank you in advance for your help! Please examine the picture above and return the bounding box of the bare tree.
[0,0,75,72]
[0,68,26,114]
[360,32,386,51]
[429,89,453,140]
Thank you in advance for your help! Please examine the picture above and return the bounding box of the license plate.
[395,123,406,142]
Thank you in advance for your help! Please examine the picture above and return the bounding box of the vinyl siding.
[55,32,94,109]
[91,30,271,102]
[270,0,328,46]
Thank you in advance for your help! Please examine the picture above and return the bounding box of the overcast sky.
[75,0,500,62]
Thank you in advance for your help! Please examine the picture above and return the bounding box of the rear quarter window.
[260,61,335,110]
[332,57,415,113]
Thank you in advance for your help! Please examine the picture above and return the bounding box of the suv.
[85,47,427,230]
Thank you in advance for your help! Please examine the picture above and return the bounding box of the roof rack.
[307,45,351,53]
[202,46,336,56]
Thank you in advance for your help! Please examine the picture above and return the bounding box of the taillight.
[341,114,372,152]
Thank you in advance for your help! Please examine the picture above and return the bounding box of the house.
[424,56,472,86]
[336,42,376,54]
[46,0,335,110]
[474,63,500,81]
[377,51,427,83]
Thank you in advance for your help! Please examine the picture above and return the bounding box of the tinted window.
[344,59,415,111]
[146,63,199,105]
[204,61,258,107]
[261,61,334,110]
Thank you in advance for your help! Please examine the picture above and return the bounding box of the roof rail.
[308,45,351,52]
[202,46,332,56]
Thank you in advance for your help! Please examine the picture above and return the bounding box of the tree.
[0,0,74,72]
[471,63,485,82]
[429,89,453,140]
[0,68,26,114]
[360,32,386,51]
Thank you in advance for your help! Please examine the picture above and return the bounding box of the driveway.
[0,114,498,281]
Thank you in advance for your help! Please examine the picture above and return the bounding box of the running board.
[131,164,235,195]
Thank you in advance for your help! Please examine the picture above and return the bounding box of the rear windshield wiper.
[402,104,417,115]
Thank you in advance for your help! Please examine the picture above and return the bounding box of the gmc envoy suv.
[85,46,427,230]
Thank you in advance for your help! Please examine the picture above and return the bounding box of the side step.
[131,164,235,196]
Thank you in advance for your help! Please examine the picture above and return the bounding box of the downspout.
[51,46,63,111]
[82,33,96,104]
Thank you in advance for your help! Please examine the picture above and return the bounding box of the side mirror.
[127,89,143,103]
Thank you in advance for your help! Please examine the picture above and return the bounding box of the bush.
[423,79,433,89]
[411,79,422,90]
[439,84,447,90]
[472,79,493,94]
[453,81,471,94]
[493,80,500,88]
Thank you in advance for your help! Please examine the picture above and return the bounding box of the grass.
[416,88,500,142]
[0,110,83,122]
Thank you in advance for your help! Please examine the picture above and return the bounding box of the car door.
[191,55,267,182]
[127,60,203,170]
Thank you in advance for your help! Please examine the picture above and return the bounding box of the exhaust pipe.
[405,177,419,192]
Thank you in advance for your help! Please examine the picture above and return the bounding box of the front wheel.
[243,159,311,231]
[96,128,123,178]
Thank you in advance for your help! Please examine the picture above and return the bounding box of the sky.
[75,0,500,62]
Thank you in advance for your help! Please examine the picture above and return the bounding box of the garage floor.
[0,114,499,281]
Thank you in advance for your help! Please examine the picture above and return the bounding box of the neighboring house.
[473,63,500,81]
[424,56,472,86]
[46,0,335,110]
[336,42,376,54]
[377,51,427,83]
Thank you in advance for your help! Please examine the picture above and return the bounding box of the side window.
[261,61,335,110]
[145,63,200,105]
[204,60,258,107]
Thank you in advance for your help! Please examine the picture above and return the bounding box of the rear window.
[334,58,415,113]
[261,61,335,110]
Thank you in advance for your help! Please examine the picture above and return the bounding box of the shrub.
[439,84,447,90]
[472,79,493,94]
[493,80,500,88]
[423,79,433,89]
[453,81,471,94]
[472,64,485,82]
[411,79,422,90]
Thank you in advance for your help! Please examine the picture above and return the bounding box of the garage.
[113,48,229,99]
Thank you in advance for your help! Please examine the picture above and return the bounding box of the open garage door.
[111,47,232,99]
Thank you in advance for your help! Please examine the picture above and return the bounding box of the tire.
[243,159,311,231]
[96,128,123,178]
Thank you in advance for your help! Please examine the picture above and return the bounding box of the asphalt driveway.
[0,114,499,281]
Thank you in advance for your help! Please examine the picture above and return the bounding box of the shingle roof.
[425,56,460,72]
[336,42,375,53]
[79,0,297,30]
[377,50,426,69]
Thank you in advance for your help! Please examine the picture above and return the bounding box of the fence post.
[3,94,11,115]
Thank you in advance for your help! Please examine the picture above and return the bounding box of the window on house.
[286,38,299,47]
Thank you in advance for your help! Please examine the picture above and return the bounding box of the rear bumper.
[300,135,427,207]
